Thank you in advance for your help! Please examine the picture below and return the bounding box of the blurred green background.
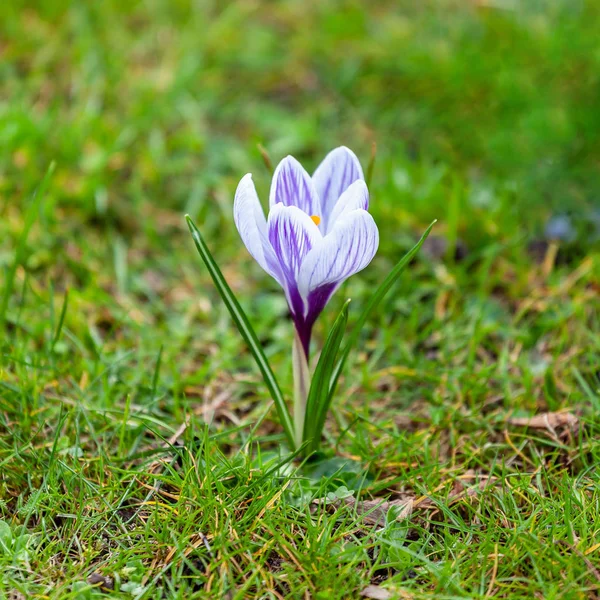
[2,0,600,231]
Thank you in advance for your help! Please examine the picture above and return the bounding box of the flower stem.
[292,330,311,448]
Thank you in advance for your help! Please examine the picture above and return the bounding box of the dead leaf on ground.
[361,584,393,599]
[449,471,497,498]
[87,573,114,591]
[507,411,580,441]
[315,473,499,528]
[317,472,500,521]
[507,411,578,429]
[314,495,413,527]
[416,472,498,511]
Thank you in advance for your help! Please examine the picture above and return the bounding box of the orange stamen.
[311,215,321,226]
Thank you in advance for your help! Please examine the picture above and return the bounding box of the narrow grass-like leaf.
[150,345,163,404]
[185,215,295,449]
[257,143,274,174]
[328,220,436,400]
[51,288,69,352]
[303,299,350,453]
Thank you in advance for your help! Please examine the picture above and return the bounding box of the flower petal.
[298,209,379,310]
[312,146,364,230]
[326,179,369,233]
[233,174,284,285]
[269,155,320,216]
[268,203,322,316]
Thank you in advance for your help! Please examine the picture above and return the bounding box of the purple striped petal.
[298,209,379,318]
[267,203,322,318]
[233,174,284,285]
[326,179,369,233]
[269,156,321,217]
[312,146,364,231]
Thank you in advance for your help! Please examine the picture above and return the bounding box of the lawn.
[1,1,599,598]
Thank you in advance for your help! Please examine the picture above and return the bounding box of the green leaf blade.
[303,299,350,454]
[185,215,295,449]
[328,221,436,400]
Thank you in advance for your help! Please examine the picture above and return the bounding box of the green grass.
[1,1,600,598]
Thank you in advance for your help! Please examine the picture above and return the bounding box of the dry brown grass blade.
[555,539,600,584]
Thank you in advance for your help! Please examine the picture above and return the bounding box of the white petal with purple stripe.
[233,174,284,285]
[312,146,364,231]
[269,155,321,217]
[267,203,322,315]
[298,209,379,305]
[326,179,369,233]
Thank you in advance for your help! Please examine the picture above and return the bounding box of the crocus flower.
[233,147,379,358]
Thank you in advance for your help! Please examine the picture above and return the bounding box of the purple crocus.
[233,147,379,358]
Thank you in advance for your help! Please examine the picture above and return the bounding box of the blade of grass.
[51,288,69,352]
[185,215,295,449]
[328,220,436,400]
[150,345,163,405]
[303,299,350,454]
